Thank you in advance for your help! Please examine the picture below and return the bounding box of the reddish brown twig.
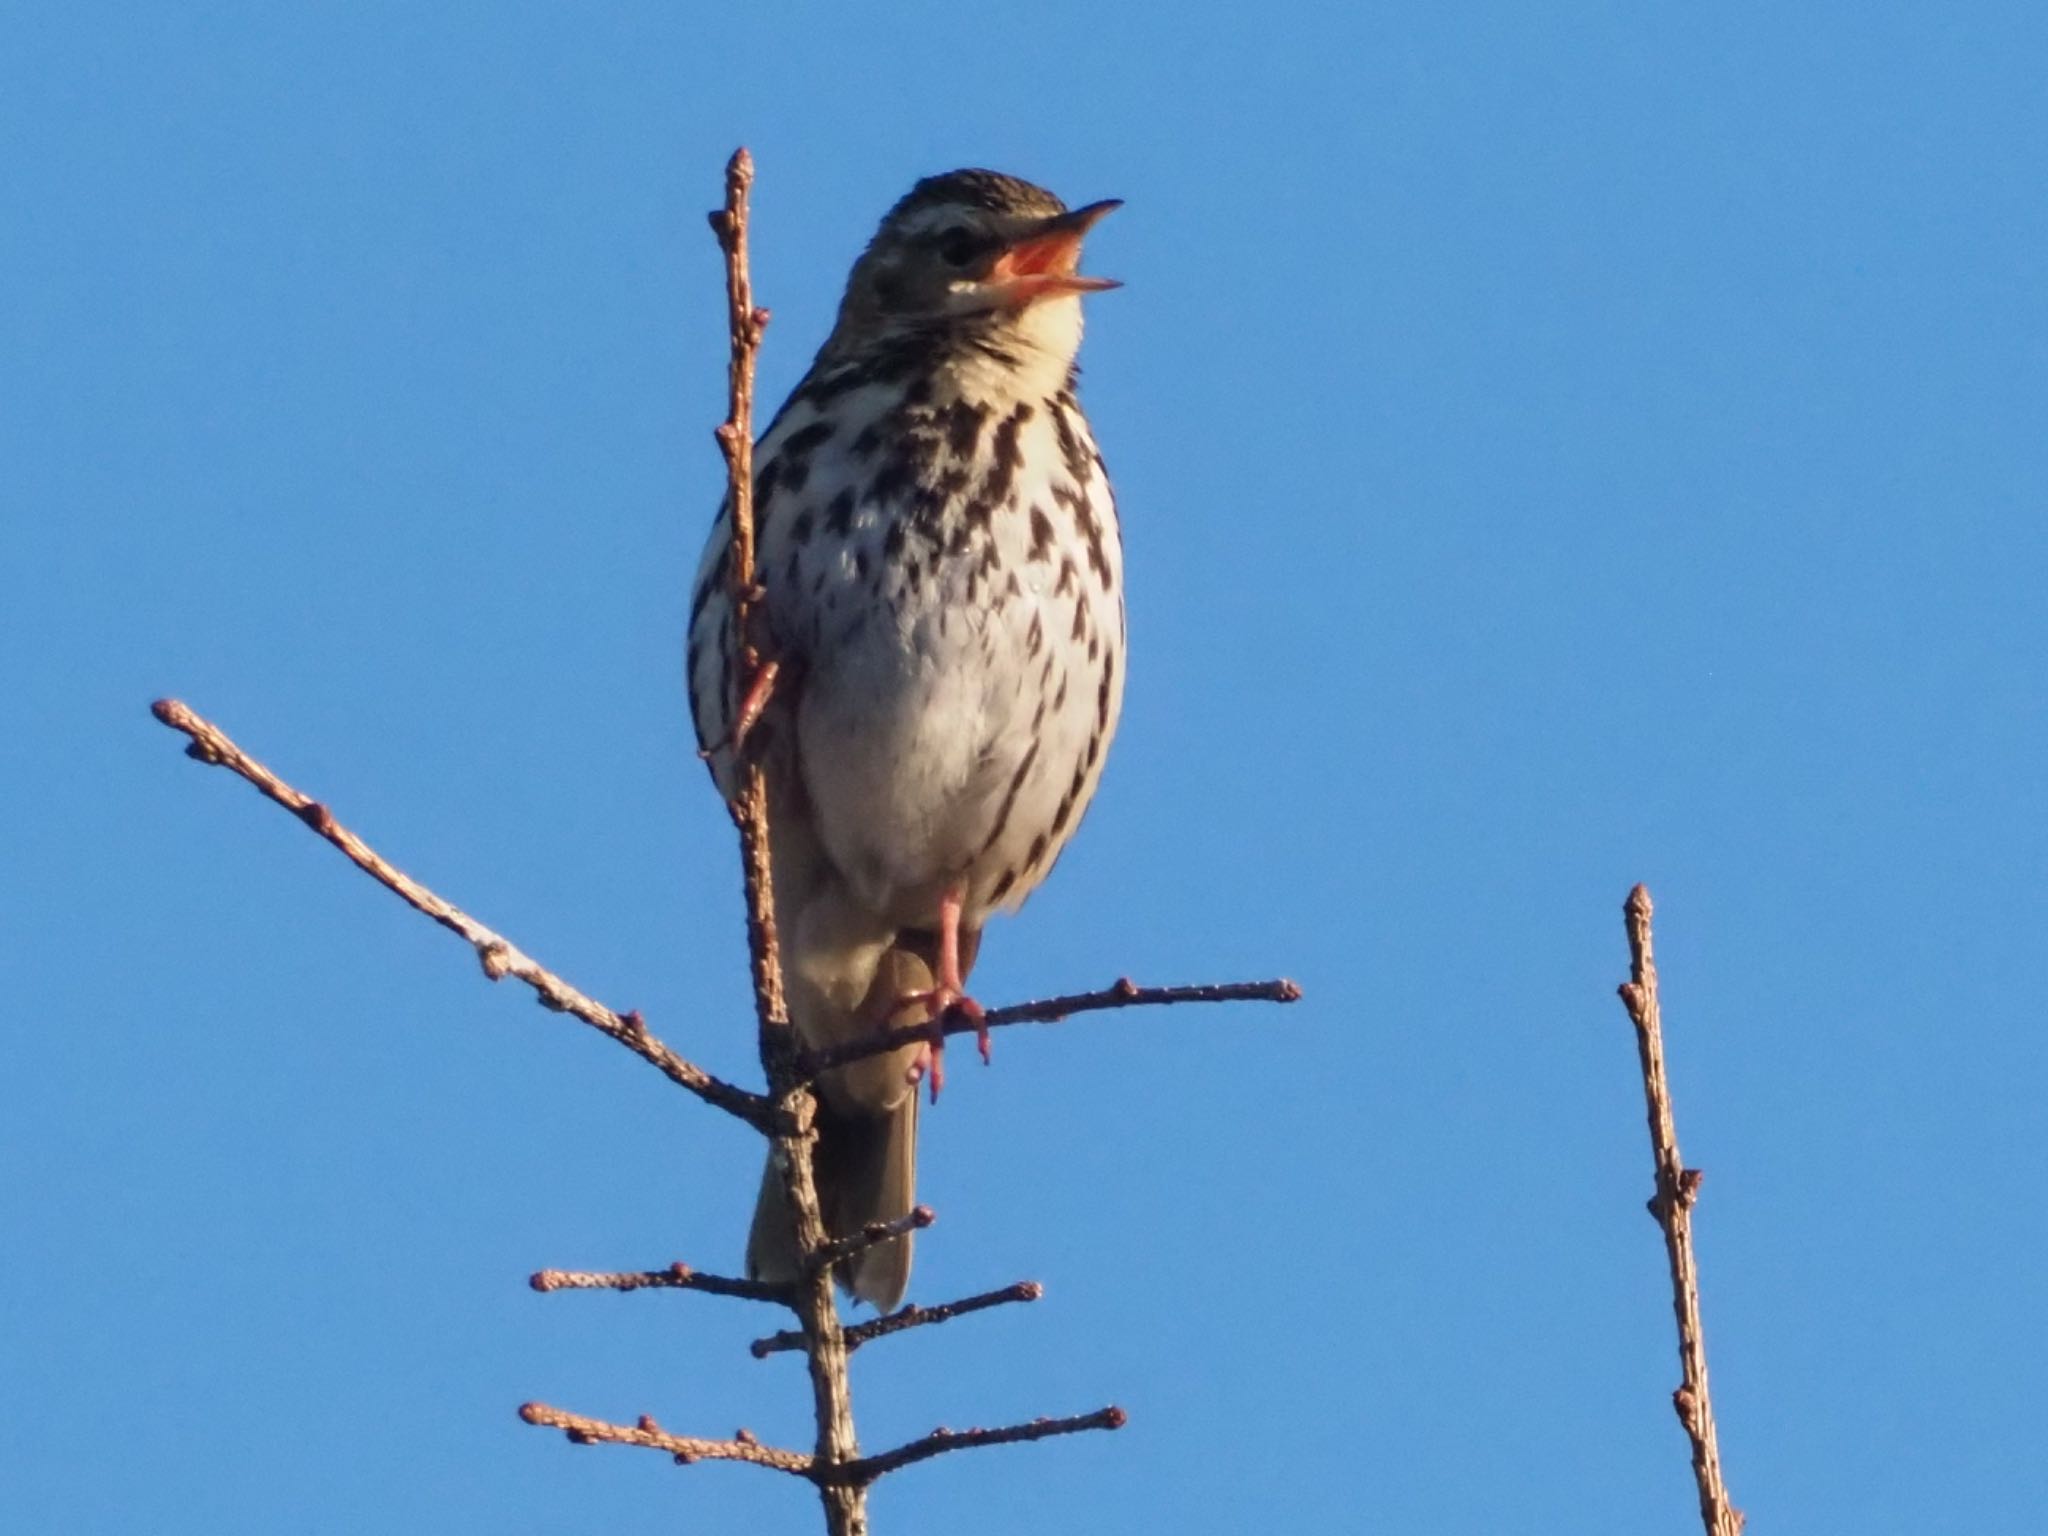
[753,1281,1044,1359]
[825,1407,1127,1486]
[519,1402,813,1475]
[530,1262,794,1306]
[705,147,866,1536]
[148,698,769,1129]
[796,976,1302,1078]
[1618,885,1744,1536]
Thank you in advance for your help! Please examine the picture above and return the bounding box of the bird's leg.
[935,886,989,1060]
[696,656,782,762]
[728,656,781,752]
[899,887,987,1103]
[908,1037,946,1102]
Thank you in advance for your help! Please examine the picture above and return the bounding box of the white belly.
[689,369,1126,933]
[797,538,1120,925]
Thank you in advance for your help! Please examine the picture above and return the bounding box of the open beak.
[987,199,1122,304]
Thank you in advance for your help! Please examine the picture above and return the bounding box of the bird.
[688,169,1126,1310]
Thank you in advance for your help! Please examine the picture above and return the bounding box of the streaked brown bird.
[689,170,1125,1308]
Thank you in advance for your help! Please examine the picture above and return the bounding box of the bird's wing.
[685,485,756,805]
[685,379,836,800]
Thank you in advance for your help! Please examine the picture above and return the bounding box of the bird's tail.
[748,1088,919,1309]
[748,944,930,1310]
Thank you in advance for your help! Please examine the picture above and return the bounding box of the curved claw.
[906,1038,946,1102]
[898,988,984,1103]
[943,995,991,1066]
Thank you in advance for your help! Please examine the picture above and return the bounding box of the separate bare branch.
[519,1403,813,1476]
[753,1281,1044,1359]
[149,698,768,1128]
[1617,885,1744,1536]
[531,1261,794,1306]
[798,975,1303,1078]
[809,1205,936,1273]
[827,1407,1127,1487]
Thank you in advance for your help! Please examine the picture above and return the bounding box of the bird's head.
[827,169,1120,370]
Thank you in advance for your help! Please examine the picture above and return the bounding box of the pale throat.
[949,296,1085,402]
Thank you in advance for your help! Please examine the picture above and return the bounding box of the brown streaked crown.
[883,169,1067,226]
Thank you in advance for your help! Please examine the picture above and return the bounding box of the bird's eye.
[936,226,977,267]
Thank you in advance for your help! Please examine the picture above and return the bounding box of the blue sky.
[6,2,2045,1531]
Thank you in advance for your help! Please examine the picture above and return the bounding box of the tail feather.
[819,1092,918,1307]
[747,943,930,1310]
[746,1092,918,1310]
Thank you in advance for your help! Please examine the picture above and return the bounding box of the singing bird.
[688,170,1125,1308]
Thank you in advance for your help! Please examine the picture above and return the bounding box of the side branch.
[827,1407,1126,1487]
[797,976,1302,1078]
[808,1205,935,1273]
[531,1262,794,1306]
[1618,885,1744,1536]
[753,1281,1043,1359]
[149,698,769,1130]
[519,1402,812,1476]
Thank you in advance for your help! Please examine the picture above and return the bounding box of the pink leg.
[932,887,990,1065]
[696,658,781,762]
[900,885,986,1104]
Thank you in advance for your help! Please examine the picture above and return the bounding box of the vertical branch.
[708,148,867,1536]
[1617,885,1744,1536]
[709,147,786,1044]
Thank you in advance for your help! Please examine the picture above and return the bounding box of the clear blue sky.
[7,3,2045,1531]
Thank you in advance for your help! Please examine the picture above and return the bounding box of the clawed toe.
[891,885,989,1103]
[946,994,991,1065]
[894,987,982,1103]
[906,1038,946,1101]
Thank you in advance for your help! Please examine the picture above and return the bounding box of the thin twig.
[530,1262,794,1306]
[797,976,1303,1078]
[753,1281,1044,1359]
[808,1206,935,1273]
[826,1407,1127,1486]
[148,698,769,1129]
[1618,885,1744,1536]
[514,1400,1121,1490]
[519,1403,813,1476]
[707,146,867,1536]
[708,148,788,1051]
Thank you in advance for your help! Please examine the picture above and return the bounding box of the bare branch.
[531,1261,794,1307]
[514,1399,1122,1490]
[519,1402,813,1476]
[149,698,769,1129]
[797,975,1303,1078]
[707,147,788,1046]
[1618,885,1745,1536]
[826,1407,1127,1486]
[809,1205,935,1274]
[753,1281,1044,1359]
[706,147,867,1536]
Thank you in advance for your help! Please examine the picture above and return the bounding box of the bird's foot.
[898,989,986,1104]
[696,654,781,762]
[907,1037,946,1102]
